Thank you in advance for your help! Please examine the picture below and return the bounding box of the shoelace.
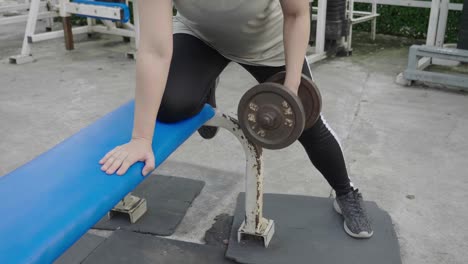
[344,192,364,217]
[344,191,371,230]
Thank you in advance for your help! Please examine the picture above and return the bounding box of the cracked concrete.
[1,20,468,264]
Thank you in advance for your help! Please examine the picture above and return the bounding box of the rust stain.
[249,143,263,227]
[228,116,241,129]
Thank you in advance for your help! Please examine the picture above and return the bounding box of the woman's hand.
[99,138,155,176]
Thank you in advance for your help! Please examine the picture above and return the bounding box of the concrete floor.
[1,20,468,264]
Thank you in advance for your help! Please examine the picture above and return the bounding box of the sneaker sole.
[198,125,219,139]
[198,78,219,140]
[333,199,374,239]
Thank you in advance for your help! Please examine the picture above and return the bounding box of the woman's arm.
[279,0,310,94]
[100,0,173,176]
[133,0,173,143]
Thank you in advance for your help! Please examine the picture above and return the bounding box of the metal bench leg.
[205,112,275,248]
[62,16,74,50]
[9,0,41,64]
[371,0,377,40]
[108,193,147,224]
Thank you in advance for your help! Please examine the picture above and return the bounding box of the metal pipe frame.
[347,0,379,50]
[351,13,379,25]
[348,0,355,52]
[28,25,88,42]
[307,0,328,64]
[9,0,137,64]
[404,45,468,89]
[311,0,379,55]
[130,0,140,54]
[0,1,51,32]
[9,0,43,64]
[398,1,467,88]
[427,0,442,46]
[435,0,450,47]
[0,1,37,13]
[0,11,56,26]
[420,0,451,70]
[205,111,275,248]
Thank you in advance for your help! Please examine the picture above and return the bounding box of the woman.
[99,0,373,238]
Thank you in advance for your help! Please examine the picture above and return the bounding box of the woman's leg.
[158,34,229,123]
[240,60,373,238]
[240,61,352,196]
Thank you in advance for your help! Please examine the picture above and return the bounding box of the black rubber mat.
[83,230,235,264]
[94,174,205,236]
[205,214,234,248]
[55,233,106,264]
[226,193,402,264]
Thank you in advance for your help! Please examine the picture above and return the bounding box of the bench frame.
[106,110,276,248]
[403,45,468,89]
[0,0,55,28]
[205,111,275,247]
[397,0,467,89]
[9,0,138,64]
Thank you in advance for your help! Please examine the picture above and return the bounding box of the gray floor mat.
[83,230,235,264]
[94,174,205,236]
[226,193,402,264]
[55,233,106,264]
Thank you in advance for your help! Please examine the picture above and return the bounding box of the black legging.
[159,34,353,196]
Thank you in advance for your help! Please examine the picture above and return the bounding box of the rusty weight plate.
[238,82,305,150]
[267,71,322,129]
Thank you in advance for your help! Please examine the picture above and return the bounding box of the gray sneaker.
[334,189,374,238]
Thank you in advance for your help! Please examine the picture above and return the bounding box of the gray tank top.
[173,0,285,66]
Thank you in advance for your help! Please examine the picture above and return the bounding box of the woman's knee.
[158,94,203,123]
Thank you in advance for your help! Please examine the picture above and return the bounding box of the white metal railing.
[355,0,463,11]
[348,0,464,50]
[0,0,51,26]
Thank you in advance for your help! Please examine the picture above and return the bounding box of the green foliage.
[70,16,88,26]
[354,1,464,42]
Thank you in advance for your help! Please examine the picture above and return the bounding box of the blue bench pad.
[0,101,214,264]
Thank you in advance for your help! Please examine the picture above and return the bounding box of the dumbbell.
[238,71,322,149]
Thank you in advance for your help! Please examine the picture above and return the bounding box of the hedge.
[353,0,464,42]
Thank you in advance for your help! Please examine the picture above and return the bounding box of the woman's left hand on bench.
[99,138,155,176]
